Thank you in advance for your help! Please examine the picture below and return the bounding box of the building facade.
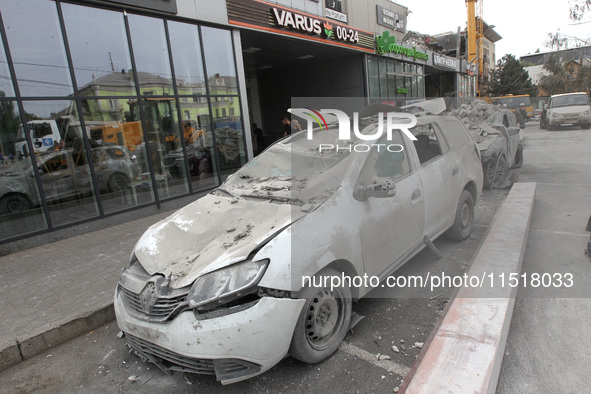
[0,0,475,249]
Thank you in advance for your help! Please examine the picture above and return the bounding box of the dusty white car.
[543,92,591,130]
[114,111,483,384]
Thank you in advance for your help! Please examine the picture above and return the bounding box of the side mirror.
[507,127,520,136]
[356,177,397,200]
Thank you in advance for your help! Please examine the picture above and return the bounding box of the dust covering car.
[0,145,140,214]
[114,110,483,384]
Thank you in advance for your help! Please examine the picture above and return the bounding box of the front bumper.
[548,115,591,126]
[114,288,305,384]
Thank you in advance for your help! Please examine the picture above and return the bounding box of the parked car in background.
[162,145,213,179]
[114,109,483,384]
[540,92,591,130]
[469,109,523,189]
[0,145,140,214]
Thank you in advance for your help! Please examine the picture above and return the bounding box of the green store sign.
[376,31,428,61]
[397,88,408,94]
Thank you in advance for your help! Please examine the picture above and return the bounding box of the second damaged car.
[114,110,483,384]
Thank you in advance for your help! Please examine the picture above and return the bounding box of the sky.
[395,0,591,60]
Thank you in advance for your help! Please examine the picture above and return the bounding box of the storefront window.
[212,96,245,178]
[168,21,206,96]
[81,98,154,214]
[368,56,380,98]
[1,0,73,97]
[62,3,135,96]
[21,100,99,226]
[0,46,14,97]
[176,98,219,192]
[127,14,174,95]
[0,100,49,238]
[386,61,396,98]
[202,27,238,95]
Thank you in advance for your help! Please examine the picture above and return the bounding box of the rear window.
[439,117,470,148]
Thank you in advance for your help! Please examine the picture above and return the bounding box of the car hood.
[550,105,589,115]
[133,193,303,289]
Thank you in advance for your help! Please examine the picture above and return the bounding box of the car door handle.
[411,188,421,200]
[452,167,459,176]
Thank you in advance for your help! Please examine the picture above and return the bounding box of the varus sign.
[227,0,375,52]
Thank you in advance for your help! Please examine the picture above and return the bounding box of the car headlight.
[582,110,590,116]
[187,259,268,310]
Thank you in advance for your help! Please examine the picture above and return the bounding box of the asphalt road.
[496,122,591,393]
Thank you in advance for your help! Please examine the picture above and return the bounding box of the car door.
[413,121,462,238]
[354,130,425,279]
[38,152,76,203]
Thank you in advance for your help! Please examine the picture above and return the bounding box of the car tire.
[548,123,556,131]
[512,145,524,169]
[483,154,507,189]
[108,173,130,192]
[289,267,352,364]
[581,123,590,130]
[446,189,474,241]
[0,194,31,214]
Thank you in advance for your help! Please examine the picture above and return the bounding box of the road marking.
[530,228,590,238]
[339,342,410,377]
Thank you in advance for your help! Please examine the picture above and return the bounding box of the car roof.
[550,92,588,98]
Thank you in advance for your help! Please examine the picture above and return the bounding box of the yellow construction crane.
[466,0,484,94]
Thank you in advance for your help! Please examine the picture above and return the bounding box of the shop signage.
[376,5,406,32]
[227,0,375,52]
[376,31,428,61]
[397,88,408,94]
[433,53,458,70]
[326,8,348,23]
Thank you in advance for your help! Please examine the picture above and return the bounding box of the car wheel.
[108,173,130,192]
[0,194,31,214]
[446,189,474,241]
[581,123,590,130]
[512,145,524,169]
[483,154,507,189]
[290,268,352,364]
[548,123,556,131]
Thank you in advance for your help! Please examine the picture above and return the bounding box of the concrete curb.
[0,304,114,372]
[401,182,536,393]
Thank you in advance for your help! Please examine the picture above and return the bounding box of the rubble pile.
[452,99,502,129]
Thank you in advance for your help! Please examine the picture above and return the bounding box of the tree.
[539,53,591,95]
[489,54,537,96]
[547,1,591,49]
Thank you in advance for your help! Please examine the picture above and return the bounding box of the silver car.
[0,145,140,214]
[115,112,483,384]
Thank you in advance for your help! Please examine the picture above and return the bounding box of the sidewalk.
[0,209,176,371]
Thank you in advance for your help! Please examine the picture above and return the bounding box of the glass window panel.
[418,75,424,97]
[212,96,245,178]
[201,27,238,95]
[21,100,99,226]
[176,97,218,192]
[386,60,396,98]
[168,21,206,96]
[0,47,15,97]
[137,98,189,198]
[368,56,380,98]
[412,76,418,97]
[81,97,155,213]
[406,77,412,97]
[127,14,173,95]
[0,99,48,239]
[1,0,73,96]
[62,4,135,96]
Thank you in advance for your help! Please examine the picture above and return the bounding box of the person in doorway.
[281,114,291,137]
[252,123,266,155]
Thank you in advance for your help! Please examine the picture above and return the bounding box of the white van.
[545,92,591,130]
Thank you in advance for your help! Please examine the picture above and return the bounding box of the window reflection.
[0,50,15,97]
[21,101,99,227]
[202,27,238,95]
[212,96,245,177]
[82,98,154,213]
[1,0,73,96]
[62,3,135,96]
[0,99,48,238]
[168,21,206,96]
[175,97,218,191]
[127,14,173,95]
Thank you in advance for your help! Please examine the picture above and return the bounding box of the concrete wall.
[176,0,230,25]
[346,0,408,41]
